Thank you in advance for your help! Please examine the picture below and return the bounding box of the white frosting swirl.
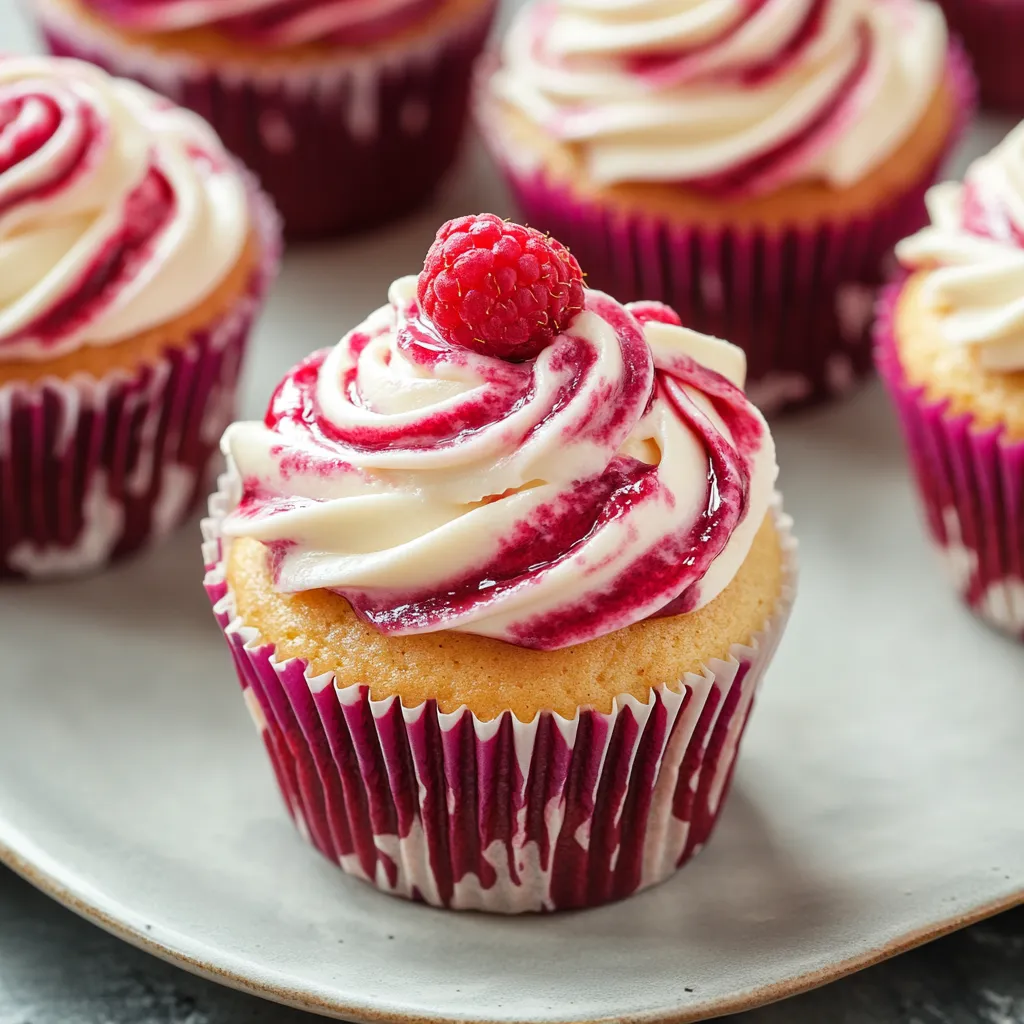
[896,123,1024,373]
[489,0,948,191]
[220,277,778,651]
[0,56,250,361]
[79,0,441,46]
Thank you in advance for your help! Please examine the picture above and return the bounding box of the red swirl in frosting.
[82,0,443,46]
[960,181,1024,248]
[625,0,828,87]
[222,278,777,651]
[0,77,168,348]
[0,57,250,360]
[491,0,948,195]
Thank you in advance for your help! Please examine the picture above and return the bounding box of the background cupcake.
[876,123,1024,640]
[480,0,974,414]
[31,0,497,239]
[0,56,278,580]
[935,0,1024,115]
[204,214,796,912]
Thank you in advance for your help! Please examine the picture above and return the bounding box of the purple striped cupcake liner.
[936,0,1024,114]
[33,0,497,240]
[202,477,797,913]
[0,186,279,581]
[875,281,1024,641]
[479,44,975,416]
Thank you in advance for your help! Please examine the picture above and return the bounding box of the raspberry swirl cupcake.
[0,56,278,580]
[876,125,1024,640]
[480,0,974,413]
[934,0,1024,114]
[32,0,498,238]
[203,214,797,912]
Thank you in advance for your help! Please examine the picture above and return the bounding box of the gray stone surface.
[0,867,1021,1024]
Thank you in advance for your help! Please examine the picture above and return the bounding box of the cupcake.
[876,125,1024,641]
[203,213,797,912]
[480,0,974,414]
[32,0,498,239]
[0,56,278,580]
[935,0,1024,114]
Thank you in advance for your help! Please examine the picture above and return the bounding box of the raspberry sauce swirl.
[0,56,249,361]
[897,123,1024,373]
[221,277,777,651]
[489,0,948,195]
[80,0,442,46]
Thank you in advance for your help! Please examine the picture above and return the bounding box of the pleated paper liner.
[936,0,1024,114]
[480,43,975,415]
[0,186,280,580]
[203,476,797,913]
[875,282,1024,641]
[35,0,497,239]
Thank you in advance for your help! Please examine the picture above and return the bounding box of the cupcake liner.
[34,0,497,239]
[480,44,975,416]
[202,477,797,913]
[875,282,1024,641]
[936,0,1024,114]
[0,188,279,581]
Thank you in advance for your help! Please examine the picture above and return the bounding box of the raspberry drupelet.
[417,213,585,361]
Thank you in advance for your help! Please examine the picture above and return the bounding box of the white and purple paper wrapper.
[481,45,974,415]
[936,0,1024,114]
[876,283,1024,642]
[202,480,797,913]
[34,0,497,239]
[0,190,279,581]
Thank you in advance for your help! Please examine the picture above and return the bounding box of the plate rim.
[2,820,1022,1024]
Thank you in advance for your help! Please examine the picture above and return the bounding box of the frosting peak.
[490,0,947,194]
[897,123,1024,373]
[221,275,777,650]
[0,56,249,361]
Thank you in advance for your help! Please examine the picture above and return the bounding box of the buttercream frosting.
[489,0,948,194]
[896,122,1024,373]
[80,0,442,46]
[0,56,249,362]
[221,277,778,651]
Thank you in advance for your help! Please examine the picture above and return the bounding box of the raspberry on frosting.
[417,213,585,361]
[222,256,778,650]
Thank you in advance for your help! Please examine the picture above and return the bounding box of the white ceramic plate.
[1,6,1023,1022]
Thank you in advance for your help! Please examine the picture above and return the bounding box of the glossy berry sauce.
[236,290,766,651]
[0,84,176,352]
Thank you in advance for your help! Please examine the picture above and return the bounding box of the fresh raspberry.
[417,213,586,361]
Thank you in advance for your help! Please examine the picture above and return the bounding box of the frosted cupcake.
[935,0,1024,114]
[33,0,498,238]
[0,56,278,580]
[203,213,797,912]
[480,0,974,413]
[877,125,1024,640]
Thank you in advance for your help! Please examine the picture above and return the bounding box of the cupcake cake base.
[876,281,1024,641]
[0,188,279,581]
[203,478,797,913]
[481,44,975,415]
